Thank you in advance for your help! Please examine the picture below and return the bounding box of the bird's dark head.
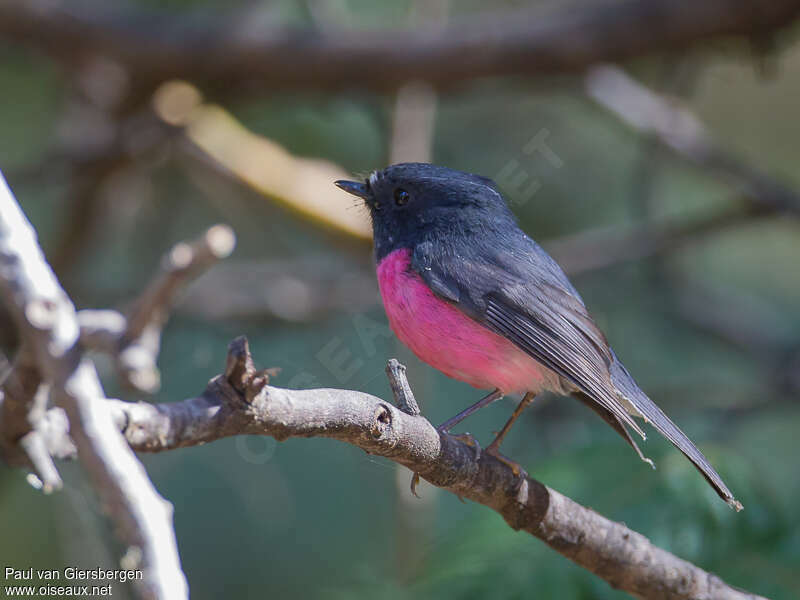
[335,163,514,261]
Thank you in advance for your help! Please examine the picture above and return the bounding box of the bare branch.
[586,65,800,216]
[78,225,236,393]
[0,0,798,92]
[178,257,378,322]
[120,223,234,393]
[126,224,236,341]
[544,204,768,275]
[0,171,187,600]
[74,339,763,600]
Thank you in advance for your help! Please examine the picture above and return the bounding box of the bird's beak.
[334,180,370,200]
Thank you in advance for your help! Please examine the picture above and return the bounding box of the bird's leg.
[410,389,504,498]
[435,388,503,461]
[485,392,536,478]
[437,388,503,433]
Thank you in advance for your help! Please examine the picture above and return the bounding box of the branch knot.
[370,403,394,439]
[223,336,279,403]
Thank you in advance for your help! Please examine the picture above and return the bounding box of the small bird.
[335,163,741,510]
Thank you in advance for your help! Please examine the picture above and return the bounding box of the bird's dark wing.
[412,236,741,510]
[482,284,646,438]
[412,238,645,436]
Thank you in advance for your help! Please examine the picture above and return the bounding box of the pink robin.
[336,163,741,510]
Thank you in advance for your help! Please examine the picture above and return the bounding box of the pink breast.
[376,248,556,394]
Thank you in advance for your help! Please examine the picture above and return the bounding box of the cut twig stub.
[225,336,255,395]
[385,359,421,416]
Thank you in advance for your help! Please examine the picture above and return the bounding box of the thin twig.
[78,225,236,393]
[125,224,236,341]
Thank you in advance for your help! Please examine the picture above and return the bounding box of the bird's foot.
[485,444,528,488]
[443,432,481,502]
[443,430,482,462]
[409,429,483,499]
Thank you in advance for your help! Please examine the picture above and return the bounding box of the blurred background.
[1,0,799,598]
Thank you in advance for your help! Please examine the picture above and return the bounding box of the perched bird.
[335,163,741,510]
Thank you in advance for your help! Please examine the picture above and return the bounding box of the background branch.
[586,64,800,216]
[544,203,769,275]
[78,224,235,394]
[0,0,798,92]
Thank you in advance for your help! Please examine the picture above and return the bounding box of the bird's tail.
[607,351,742,511]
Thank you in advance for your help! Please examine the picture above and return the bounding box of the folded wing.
[412,236,741,510]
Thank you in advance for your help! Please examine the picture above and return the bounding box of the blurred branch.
[671,279,800,396]
[586,65,800,216]
[0,0,798,91]
[585,64,800,387]
[27,336,764,600]
[77,224,235,394]
[545,203,768,275]
[47,105,175,276]
[626,56,702,221]
[674,281,794,353]
[155,83,372,239]
[386,0,447,164]
[0,171,187,600]
[389,82,438,164]
[125,225,235,341]
[179,257,377,322]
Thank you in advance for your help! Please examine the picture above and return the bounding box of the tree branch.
[0,171,187,600]
[544,203,769,275]
[0,0,798,91]
[72,336,760,600]
[586,64,800,216]
[78,224,236,394]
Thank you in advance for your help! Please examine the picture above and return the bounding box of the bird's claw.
[486,445,528,490]
[409,430,483,498]
[410,471,421,498]
[447,431,482,462]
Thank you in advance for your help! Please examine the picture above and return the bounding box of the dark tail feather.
[574,392,654,468]
[609,353,743,511]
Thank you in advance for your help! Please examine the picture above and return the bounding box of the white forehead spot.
[368,171,379,188]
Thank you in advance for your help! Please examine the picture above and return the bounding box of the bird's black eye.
[373,200,382,211]
[394,188,410,206]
